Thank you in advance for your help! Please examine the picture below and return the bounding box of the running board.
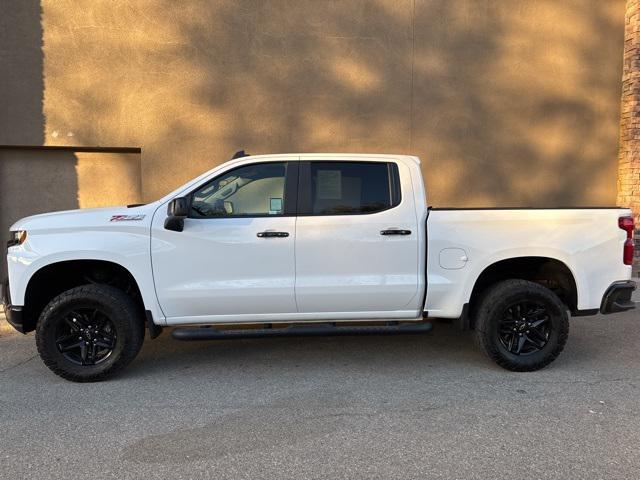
[171,321,433,341]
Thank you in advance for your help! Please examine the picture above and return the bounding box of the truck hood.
[9,204,159,232]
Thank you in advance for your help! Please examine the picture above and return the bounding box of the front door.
[151,161,298,323]
[294,159,420,316]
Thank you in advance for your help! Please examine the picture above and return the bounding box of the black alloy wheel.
[474,279,569,372]
[36,285,145,382]
[55,308,117,366]
[497,301,550,355]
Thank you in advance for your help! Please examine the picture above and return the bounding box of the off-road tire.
[474,279,569,372]
[36,285,144,382]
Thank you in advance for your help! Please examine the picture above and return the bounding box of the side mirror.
[164,197,189,232]
[168,197,189,217]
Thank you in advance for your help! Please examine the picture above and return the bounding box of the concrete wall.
[0,148,142,278]
[0,0,626,207]
[0,0,43,145]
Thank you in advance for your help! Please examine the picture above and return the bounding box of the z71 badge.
[110,214,146,222]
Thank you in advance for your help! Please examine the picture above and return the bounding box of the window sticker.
[269,197,283,214]
[316,170,342,199]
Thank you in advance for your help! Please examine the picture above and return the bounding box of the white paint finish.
[294,214,420,313]
[150,215,297,318]
[439,248,468,270]
[7,204,165,323]
[149,155,299,320]
[425,208,633,318]
[294,156,424,314]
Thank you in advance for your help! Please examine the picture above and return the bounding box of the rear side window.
[305,162,399,215]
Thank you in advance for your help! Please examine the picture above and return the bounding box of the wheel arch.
[21,259,147,333]
[465,256,579,329]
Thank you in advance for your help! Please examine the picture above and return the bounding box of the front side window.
[309,162,394,215]
[190,162,287,218]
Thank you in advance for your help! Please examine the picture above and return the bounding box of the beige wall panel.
[75,152,142,208]
[412,0,625,207]
[0,0,625,206]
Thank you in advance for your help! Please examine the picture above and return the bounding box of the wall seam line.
[409,0,416,152]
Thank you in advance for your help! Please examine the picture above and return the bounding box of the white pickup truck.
[3,153,636,382]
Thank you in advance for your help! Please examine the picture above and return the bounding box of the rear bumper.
[1,278,25,334]
[600,281,636,315]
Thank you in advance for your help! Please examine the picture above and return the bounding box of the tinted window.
[310,162,393,215]
[191,162,287,217]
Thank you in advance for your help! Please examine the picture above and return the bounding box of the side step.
[171,321,433,341]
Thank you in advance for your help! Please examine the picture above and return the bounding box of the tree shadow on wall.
[174,0,623,207]
[38,0,624,206]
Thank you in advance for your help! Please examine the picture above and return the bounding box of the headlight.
[7,230,27,247]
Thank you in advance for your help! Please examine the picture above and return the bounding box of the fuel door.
[439,248,469,270]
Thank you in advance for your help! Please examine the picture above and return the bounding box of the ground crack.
[0,354,38,373]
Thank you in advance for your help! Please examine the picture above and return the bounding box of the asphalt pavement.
[1,296,639,479]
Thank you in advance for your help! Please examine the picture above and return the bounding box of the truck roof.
[159,153,421,204]
[242,153,421,165]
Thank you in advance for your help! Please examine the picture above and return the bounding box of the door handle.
[380,229,412,236]
[257,231,289,238]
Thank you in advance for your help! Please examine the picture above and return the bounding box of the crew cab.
[2,153,636,382]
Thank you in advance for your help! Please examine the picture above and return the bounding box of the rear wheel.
[474,279,569,372]
[36,285,144,382]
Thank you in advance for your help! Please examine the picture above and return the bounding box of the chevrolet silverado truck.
[2,153,636,382]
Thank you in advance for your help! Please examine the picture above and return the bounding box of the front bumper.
[600,281,636,315]
[1,278,25,333]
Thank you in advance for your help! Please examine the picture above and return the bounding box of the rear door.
[294,159,420,316]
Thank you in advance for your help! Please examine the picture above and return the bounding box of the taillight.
[619,216,635,265]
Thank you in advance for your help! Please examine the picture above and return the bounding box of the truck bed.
[424,207,631,318]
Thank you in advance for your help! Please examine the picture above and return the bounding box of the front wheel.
[474,279,569,372]
[36,285,145,382]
